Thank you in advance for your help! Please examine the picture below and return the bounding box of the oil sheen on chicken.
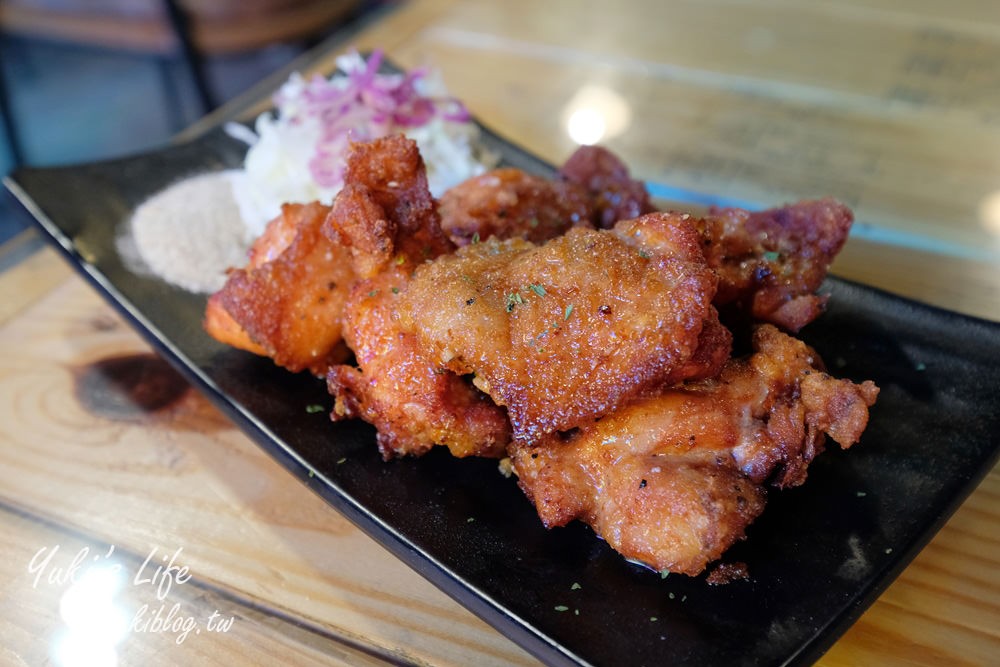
[399,211,726,442]
[323,135,511,459]
[510,325,878,575]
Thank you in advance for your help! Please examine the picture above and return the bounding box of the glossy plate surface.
[6,120,1000,667]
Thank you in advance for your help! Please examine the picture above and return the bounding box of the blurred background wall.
[0,0,385,244]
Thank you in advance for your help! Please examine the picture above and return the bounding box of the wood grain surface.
[0,249,538,667]
[2,0,1000,664]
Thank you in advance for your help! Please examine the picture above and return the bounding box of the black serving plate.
[6,118,1000,667]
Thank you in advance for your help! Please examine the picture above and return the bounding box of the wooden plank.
[830,238,1000,322]
[453,51,995,253]
[0,236,72,326]
[0,505,393,667]
[431,0,1000,124]
[0,277,539,667]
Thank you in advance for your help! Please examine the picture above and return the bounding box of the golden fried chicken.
[204,198,303,356]
[698,198,854,332]
[203,296,267,357]
[663,306,732,385]
[510,325,879,575]
[204,201,354,375]
[438,167,593,246]
[324,135,511,459]
[328,267,511,460]
[202,132,880,576]
[322,134,453,278]
[559,145,656,228]
[399,211,723,442]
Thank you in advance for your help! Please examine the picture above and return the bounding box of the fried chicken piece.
[400,211,721,442]
[328,267,511,459]
[204,202,353,375]
[204,199,304,356]
[203,296,267,357]
[662,306,732,385]
[322,134,453,278]
[559,145,656,228]
[510,325,879,575]
[324,135,511,458]
[698,198,854,332]
[246,199,301,267]
[438,167,593,246]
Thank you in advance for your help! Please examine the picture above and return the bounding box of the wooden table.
[2,1,998,664]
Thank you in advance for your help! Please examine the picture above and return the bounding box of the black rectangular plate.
[6,119,1000,667]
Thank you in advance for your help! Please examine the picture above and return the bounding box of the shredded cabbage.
[228,49,496,238]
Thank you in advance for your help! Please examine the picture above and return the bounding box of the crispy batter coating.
[662,306,732,386]
[324,135,511,458]
[328,268,511,460]
[510,325,879,575]
[246,200,301,267]
[204,200,303,356]
[203,299,267,356]
[698,198,854,332]
[205,202,353,375]
[400,212,721,441]
[322,135,452,279]
[438,168,593,245]
[559,145,656,228]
